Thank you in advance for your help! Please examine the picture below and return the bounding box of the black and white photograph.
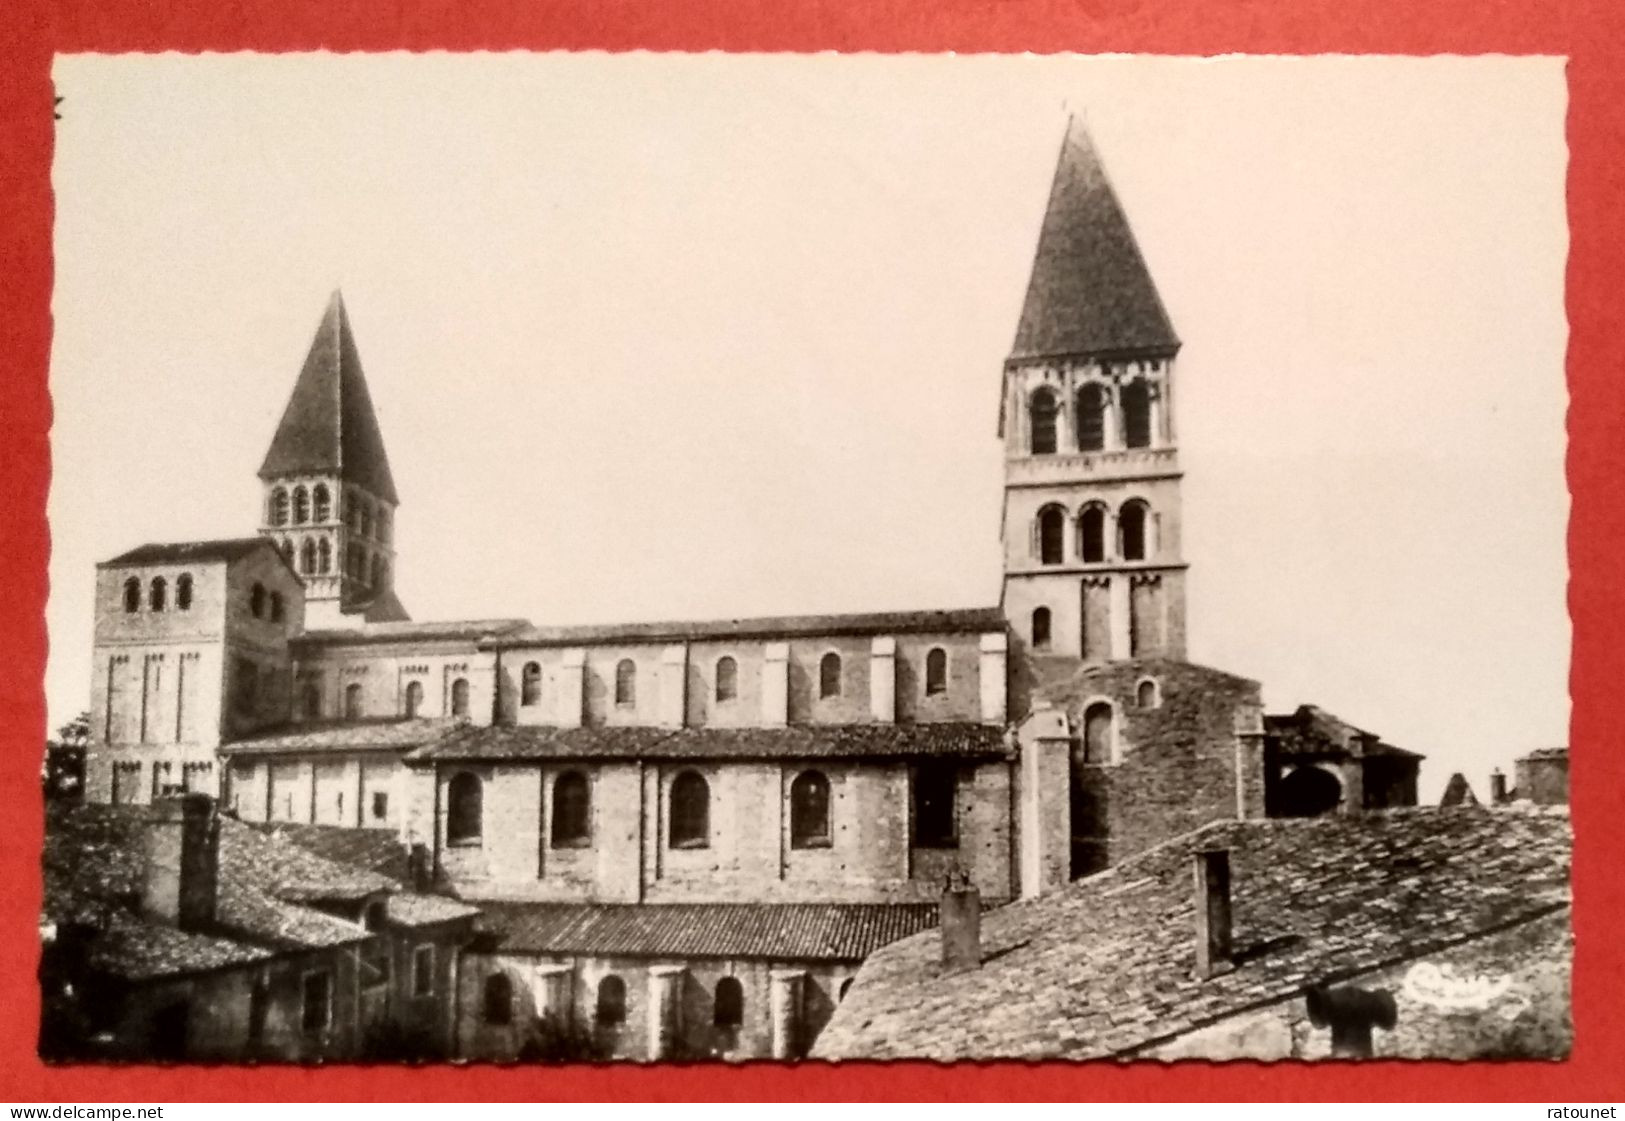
[40,52,1570,1064]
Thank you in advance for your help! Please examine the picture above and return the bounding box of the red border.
[3,0,1620,1103]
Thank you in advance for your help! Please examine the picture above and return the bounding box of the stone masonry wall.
[459,952,857,1062]
[429,757,1014,904]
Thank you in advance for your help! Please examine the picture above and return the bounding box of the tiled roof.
[815,805,1571,1061]
[254,822,413,881]
[1009,118,1179,362]
[1265,705,1368,755]
[1264,705,1420,760]
[1028,656,1261,708]
[411,722,1010,764]
[43,804,437,980]
[59,911,274,983]
[485,607,1006,649]
[476,902,939,961]
[248,823,477,926]
[258,291,398,504]
[100,537,277,568]
[387,893,481,928]
[296,617,529,646]
[221,717,467,757]
[1519,747,1569,763]
[356,587,413,624]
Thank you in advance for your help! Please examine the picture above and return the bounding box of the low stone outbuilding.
[41,797,478,1062]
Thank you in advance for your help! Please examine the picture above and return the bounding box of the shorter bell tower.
[258,292,408,629]
[1000,120,1188,662]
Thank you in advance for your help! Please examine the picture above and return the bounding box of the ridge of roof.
[1009,117,1179,362]
[475,901,939,962]
[99,537,277,568]
[410,721,1010,764]
[258,292,399,504]
[295,617,529,647]
[486,606,1006,648]
[46,803,478,981]
[220,717,469,756]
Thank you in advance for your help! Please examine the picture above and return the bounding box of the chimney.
[142,793,220,931]
[1489,769,1508,804]
[408,842,433,892]
[939,870,981,971]
[1306,983,1399,1058]
[1193,847,1233,979]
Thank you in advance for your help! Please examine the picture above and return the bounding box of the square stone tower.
[1000,120,1187,663]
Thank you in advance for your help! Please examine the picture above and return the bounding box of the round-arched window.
[669,771,710,848]
[551,771,590,847]
[447,772,483,845]
[1083,702,1114,765]
[819,652,842,699]
[596,975,627,1025]
[1029,387,1059,455]
[715,656,738,703]
[1079,505,1107,563]
[1038,505,1066,565]
[713,977,744,1028]
[483,973,514,1026]
[790,770,832,849]
[1137,679,1160,709]
[1119,500,1150,562]
[1031,607,1052,650]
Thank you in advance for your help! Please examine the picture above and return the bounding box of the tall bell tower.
[1000,119,1187,662]
[258,292,409,629]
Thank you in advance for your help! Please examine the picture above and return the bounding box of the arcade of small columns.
[1005,359,1175,457]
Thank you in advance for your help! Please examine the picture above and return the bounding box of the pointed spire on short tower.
[257,292,407,629]
[258,291,398,505]
[1010,117,1179,362]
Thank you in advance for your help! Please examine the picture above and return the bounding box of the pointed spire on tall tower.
[999,118,1188,665]
[1011,117,1179,362]
[259,291,398,505]
[258,293,407,629]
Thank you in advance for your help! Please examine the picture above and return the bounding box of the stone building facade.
[72,117,1423,1061]
[41,797,477,1062]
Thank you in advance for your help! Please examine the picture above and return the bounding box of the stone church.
[77,118,1421,1060]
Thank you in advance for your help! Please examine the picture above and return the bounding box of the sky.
[47,53,1569,800]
